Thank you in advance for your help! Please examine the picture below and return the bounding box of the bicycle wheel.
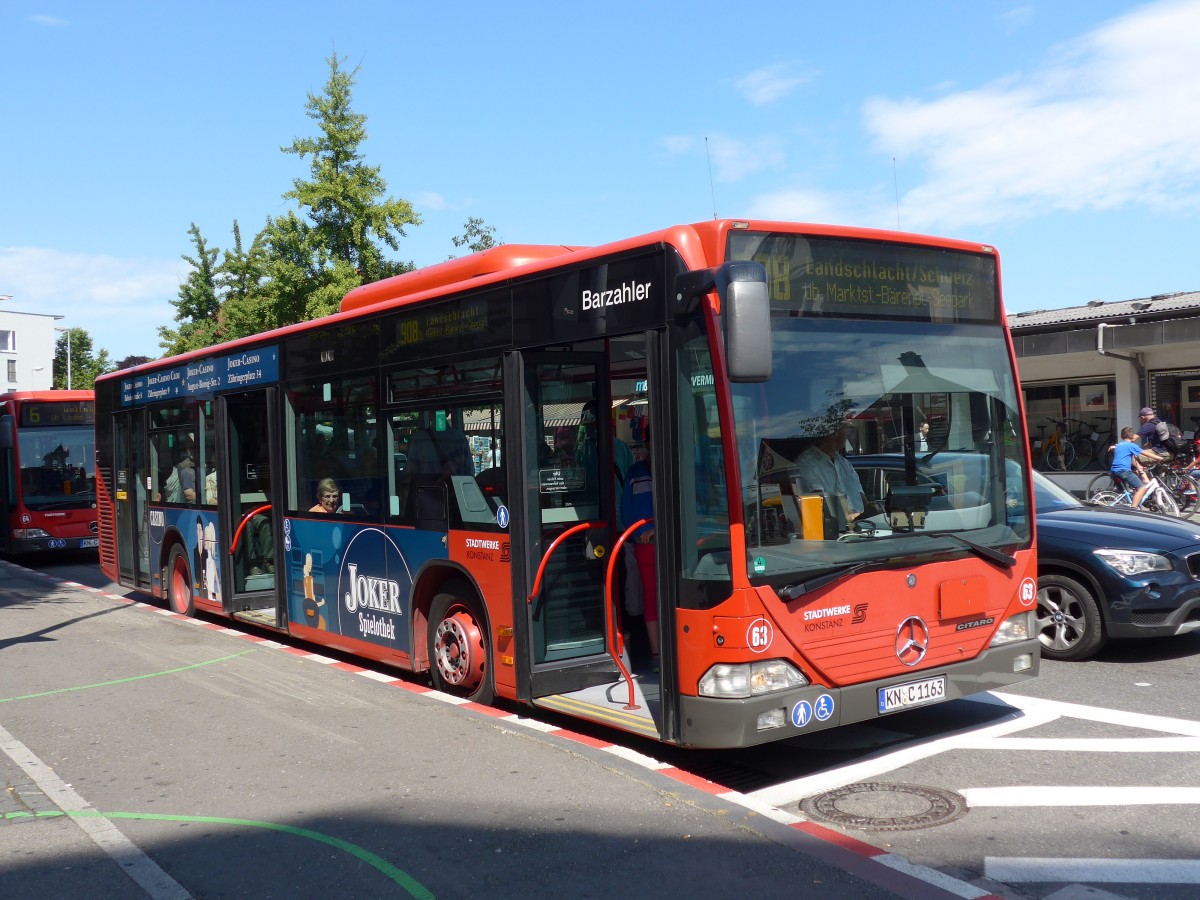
[1069,438,1095,470]
[1146,488,1181,517]
[1085,473,1118,498]
[1045,439,1072,471]
[1088,490,1127,507]
[1160,469,1200,519]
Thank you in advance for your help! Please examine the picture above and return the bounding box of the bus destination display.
[19,402,95,427]
[729,233,999,324]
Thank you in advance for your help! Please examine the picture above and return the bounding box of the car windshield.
[726,317,1031,581]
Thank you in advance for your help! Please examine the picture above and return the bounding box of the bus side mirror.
[674,260,771,383]
[722,262,771,382]
[0,415,12,450]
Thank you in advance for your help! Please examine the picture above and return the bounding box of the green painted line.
[3,810,433,898]
[0,650,259,703]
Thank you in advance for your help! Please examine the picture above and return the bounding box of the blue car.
[1031,470,1200,660]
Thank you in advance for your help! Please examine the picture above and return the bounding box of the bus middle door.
[219,389,283,627]
[519,352,619,697]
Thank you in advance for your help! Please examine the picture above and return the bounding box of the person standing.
[620,427,659,670]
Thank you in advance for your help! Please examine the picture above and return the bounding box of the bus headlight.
[990,610,1034,646]
[13,528,51,539]
[698,660,808,699]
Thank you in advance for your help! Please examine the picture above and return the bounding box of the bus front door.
[519,353,619,697]
[220,389,282,626]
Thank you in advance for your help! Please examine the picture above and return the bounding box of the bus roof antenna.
[706,136,718,219]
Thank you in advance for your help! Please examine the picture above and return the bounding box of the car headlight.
[698,660,808,698]
[1094,548,1172,577]
[990,610,1034,646]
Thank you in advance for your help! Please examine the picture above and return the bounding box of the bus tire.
[428,588,494,705]
[167,544,195,617]
[1035,573,1105,661]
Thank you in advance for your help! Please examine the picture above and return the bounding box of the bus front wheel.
[428,589,493,705]
[167,545,195,617]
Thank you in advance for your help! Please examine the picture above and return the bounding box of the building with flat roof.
[1009,290,1200,492]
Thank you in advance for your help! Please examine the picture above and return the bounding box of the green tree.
[450,217,501,257]
[164,53,424,346]
[159,223,223,355]
[53,327,112,390]
[282,53,421,285]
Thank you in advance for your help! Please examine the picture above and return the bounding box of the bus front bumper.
[676,639,1040,749]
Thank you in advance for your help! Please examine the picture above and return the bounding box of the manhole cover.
[799,782,968,832]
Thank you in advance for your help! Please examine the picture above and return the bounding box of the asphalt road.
[13,550,1200,899]
[1,555,951,900]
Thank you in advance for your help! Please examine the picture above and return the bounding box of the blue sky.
[2,1,1199,362]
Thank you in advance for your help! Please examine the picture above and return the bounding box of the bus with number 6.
[0,390,99,554]
[93,219,1038,748]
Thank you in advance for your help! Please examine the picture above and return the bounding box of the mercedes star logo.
[895,616,929,667]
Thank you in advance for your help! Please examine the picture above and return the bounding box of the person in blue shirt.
[620,426,659,669]
[1111,426,1150,507]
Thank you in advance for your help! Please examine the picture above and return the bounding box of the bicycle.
[1032,418,1074,471]
[1064,416,1100,470]
[1087,472,1181,517]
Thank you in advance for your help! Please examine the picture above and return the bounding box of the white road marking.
[985,858,1200,884]
[746,696,1058,805]
[964,785,1200,806]
[0,722,191,899]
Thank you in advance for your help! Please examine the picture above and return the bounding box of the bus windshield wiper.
[778,562,872,601]
[901,530,1015,570]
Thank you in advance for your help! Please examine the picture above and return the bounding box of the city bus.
[94,219,1039,749]
[0,390,99,553]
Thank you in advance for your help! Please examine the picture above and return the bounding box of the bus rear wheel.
[428,589,493,705]
[167,545,195,617]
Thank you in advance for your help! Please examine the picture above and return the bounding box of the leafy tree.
[162,54,430,348]
[282,53,421,285]
[115,355,152,371]
[451,217,501,257]
[159,223,223,355]
[53,327,113,390]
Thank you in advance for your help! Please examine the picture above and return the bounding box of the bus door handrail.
[230,504,272,555]
[606,518,651,711]
[527,521,602,604]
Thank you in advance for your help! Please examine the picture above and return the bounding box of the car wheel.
[1036,573,1106,661]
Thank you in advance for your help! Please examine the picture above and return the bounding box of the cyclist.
[1137,406,1174,464]
[1112,426,1151,507]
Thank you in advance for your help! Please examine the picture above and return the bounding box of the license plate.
[79,538,99,548]
[878,675,946,713]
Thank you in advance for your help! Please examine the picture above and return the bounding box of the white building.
[0,304,62,392]
[1009,290,1200,493]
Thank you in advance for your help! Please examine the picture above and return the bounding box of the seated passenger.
[309,478,342,514]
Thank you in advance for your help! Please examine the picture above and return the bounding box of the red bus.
[0,390,99,553]
[94,219,1038,748]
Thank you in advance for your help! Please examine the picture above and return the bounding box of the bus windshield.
[18,424,96,510]
[730,318,1029,580]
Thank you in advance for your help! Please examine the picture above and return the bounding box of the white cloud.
[0,247,182,361]
[861,0,1200,231]
[736,62,814,106]
[660,133,785,184]
[412,191,448,212]
[29,15,68,26]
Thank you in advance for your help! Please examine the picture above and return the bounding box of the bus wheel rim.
[434,608,483,692]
